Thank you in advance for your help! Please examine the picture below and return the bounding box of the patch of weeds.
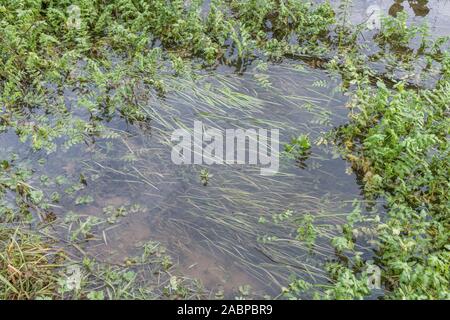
[295,214,317,248]
[284,134,311,155]
[75,195,94,206]
[283,134,312,168]
[103,204,147,225]
[200,168,212,186]
[332,71,450,299]
[64,213,104,241]
[0,227,63,299]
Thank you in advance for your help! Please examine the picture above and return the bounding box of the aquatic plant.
[281,12,450,300]
[0,0,448,301]
[333,70,450,299]
[284,134,311,155]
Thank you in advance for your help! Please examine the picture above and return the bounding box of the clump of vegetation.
[0,227,62,299]
[199,168,212,186]
[332,62,450,299]
[103,203,147,224]
[283,134,312,169]
[284,134,311,155]
[0,225,203,299]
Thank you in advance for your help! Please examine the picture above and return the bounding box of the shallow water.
[2,0,449,298]
[1,60,361,297]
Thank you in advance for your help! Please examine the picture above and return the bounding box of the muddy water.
[2,1,449,298]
